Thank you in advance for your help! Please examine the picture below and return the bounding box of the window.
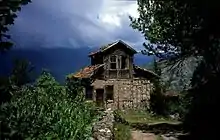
[121,56,127,69]
[110,55,117,69]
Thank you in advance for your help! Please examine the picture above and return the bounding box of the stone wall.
[92,108,114,140]
[91,78,153,110]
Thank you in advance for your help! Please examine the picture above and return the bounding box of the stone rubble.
[161,132,181,140]
[92,108,114,140]
[161,135,179,140]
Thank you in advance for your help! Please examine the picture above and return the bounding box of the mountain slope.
[143,57,199,91]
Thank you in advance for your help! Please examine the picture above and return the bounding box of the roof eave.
[134,65,160,78]
[88,40,137,56]
[118,40,137,54]
[72,64,105,78]
[102,40,137,54]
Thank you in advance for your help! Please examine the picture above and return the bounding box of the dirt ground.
[131,130,157,140]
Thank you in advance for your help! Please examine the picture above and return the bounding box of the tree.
[130,0,220,60]
[0,59,34,104]
[149,57,167,115]
[130,0,220,139]
[9,59,35,87]
[0,0,31,51]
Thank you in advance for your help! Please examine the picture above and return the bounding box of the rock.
[169,113,180,120]
[92,108,114,140]
[161,135,179,140]
[131,131,156,140]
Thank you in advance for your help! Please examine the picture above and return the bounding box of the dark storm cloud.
[9,0,144,49]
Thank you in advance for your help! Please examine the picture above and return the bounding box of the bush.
[65,76,91,100]
[113,110,129,125]
[165,92,191,120]
[113,123,131,140]
[0,59,34,104]
[0,71,98,139]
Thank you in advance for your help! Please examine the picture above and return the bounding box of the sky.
[10,0,146,50]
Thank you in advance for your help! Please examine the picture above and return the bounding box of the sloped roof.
[71,64,159,79]
[89,40,137,56]
[72,64,104,78]
[133,65,160,78]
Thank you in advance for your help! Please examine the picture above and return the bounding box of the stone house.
[73,40,158,109]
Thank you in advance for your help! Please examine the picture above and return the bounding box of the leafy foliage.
[113,123,131,140]
[130,0,220,139]
[113,110,129,125]
[143,57,198,119]
[0,0,31,51]
[182,58,220,139]
[9,59,35,87]
[149,57,167,115]
[66,76,91,100]
[0,71,98,139]
[130,0,220,60]
[0,59,34,104]
[144,60,192,118]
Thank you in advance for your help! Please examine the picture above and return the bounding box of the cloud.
[10,0,144,50]
[98,0,138,26]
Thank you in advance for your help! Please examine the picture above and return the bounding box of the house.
[72,40,158,109]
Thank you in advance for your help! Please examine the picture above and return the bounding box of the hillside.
[143,57,199,91]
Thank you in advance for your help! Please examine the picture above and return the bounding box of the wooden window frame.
[120,55,127,69]
[109,55,128,70]
[109,55,117,70]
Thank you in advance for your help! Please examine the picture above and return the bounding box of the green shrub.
[113,110,128,125]
[65,76,91,100]
[0,71,98,139]
[166,93,191,120]
[113,123,131,140]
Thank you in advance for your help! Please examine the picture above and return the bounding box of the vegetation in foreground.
[113,123,131,140]
[0,71,99,139]
[156,135,163,140]
[118,110,179,124]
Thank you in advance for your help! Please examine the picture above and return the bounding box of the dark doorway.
[85,86,93,100]
[96,89,104,107]
[105,85,114,101]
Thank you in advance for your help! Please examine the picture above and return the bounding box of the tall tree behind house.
[130,0,220,139]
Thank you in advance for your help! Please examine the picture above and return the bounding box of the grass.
[156,135,163,140]
[114,123,131,140]
[119,109,180,124]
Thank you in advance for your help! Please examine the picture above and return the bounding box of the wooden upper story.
[88,40,137,79]
[73,40,158,80]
